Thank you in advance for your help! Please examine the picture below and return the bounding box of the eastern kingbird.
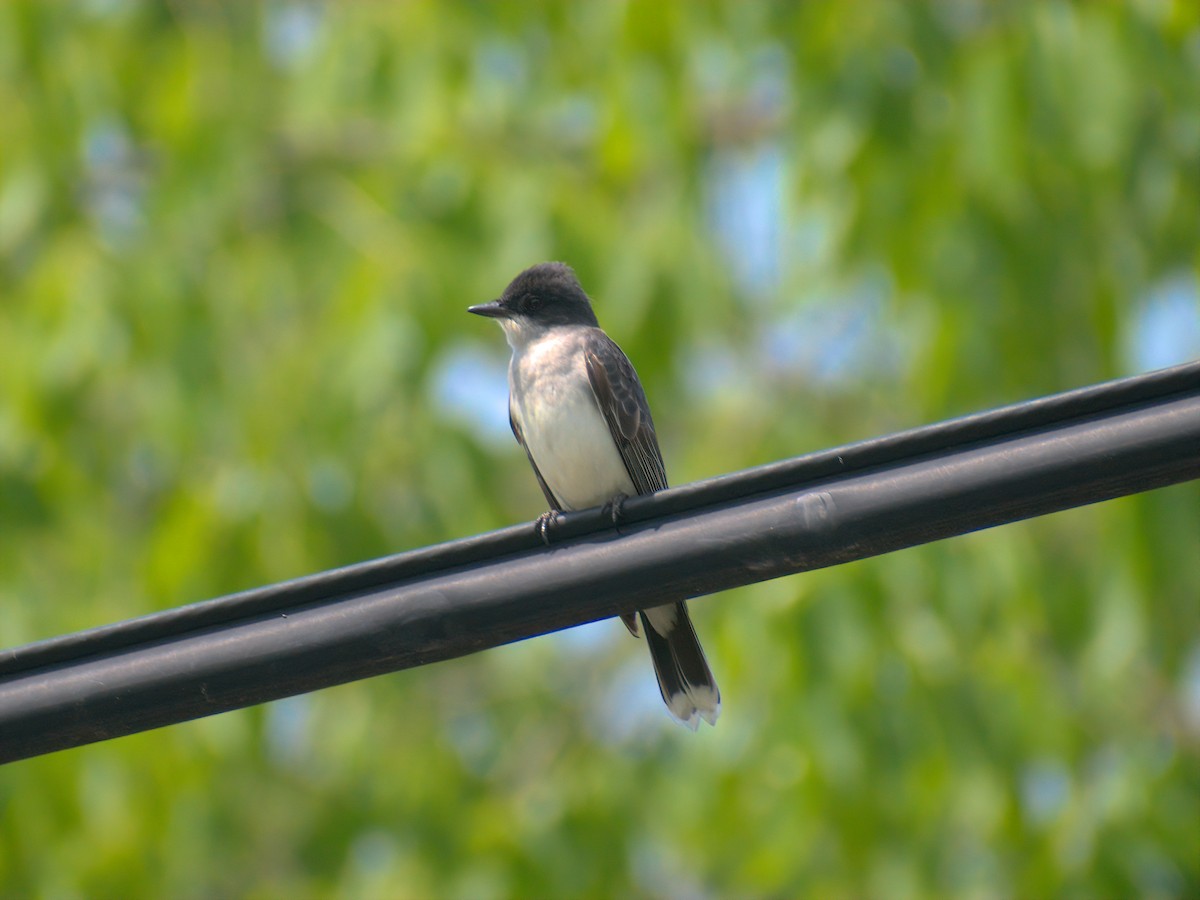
[469,262,720,729]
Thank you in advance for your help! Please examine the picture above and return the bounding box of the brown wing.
[583,330,668,496]
[583,330,667,639]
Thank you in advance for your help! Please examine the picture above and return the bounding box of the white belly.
[510,338,635,511]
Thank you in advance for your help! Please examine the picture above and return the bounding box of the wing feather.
[583,330,668,496]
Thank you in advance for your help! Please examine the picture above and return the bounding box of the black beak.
[467,299,509,319]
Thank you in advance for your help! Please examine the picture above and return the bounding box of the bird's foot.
[603,492,629,525]
[535,509,562,545]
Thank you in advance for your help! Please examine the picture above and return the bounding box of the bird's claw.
[535,510,562,545]
[603,492,629,525]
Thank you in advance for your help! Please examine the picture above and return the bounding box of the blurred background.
[2,2,1199,897]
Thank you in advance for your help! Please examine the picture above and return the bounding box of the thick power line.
[1,361,1197,764]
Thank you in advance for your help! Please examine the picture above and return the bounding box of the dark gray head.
[468,262,599,347]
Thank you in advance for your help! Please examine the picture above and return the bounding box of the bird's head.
[469,262,599,347]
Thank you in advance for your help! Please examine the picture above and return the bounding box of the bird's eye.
[524,294,543,311]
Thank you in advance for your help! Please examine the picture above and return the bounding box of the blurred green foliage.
[2,1,1199,897]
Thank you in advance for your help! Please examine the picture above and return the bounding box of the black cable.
[1,360,1198,764]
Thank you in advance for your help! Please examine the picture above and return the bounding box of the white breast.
[509,332,635,511]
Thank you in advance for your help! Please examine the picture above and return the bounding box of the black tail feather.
[639,602,720,729]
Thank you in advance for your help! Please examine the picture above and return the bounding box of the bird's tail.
[640,602,721,730]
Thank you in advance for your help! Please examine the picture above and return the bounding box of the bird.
[468,261,720,729]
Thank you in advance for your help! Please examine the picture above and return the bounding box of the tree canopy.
[1,2,1198,897]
